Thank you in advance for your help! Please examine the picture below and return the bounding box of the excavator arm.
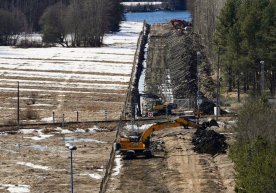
[175,118,199,129]
[139,118,218,143]
[139,122,183,143]
[118,118,218,159]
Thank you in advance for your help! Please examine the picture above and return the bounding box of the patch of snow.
[0,132,8,136]
[79,173,103,180]
[0,87,125,95]
[30,103,54,107]
[125,124,139,131]
[88,127,98,133]
[16,161,49,170]
[24,134,53,141]
[112,155,122,176]
[88,173,103,180]
[87,126,110,133]
[18,129,36,134]
[0,70,130,83]
[55,127,73,134]
[96,168,104,172]
[139,124,154,131]
[64,137,106,144]
[125,123,153,131]
[41,117,53,123]
[227,120,237,125]
[0,184,30,193]
[23,129,53,141]
[75,128,86,133]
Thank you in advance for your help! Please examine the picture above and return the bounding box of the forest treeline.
[0,0,123,47]
[215,1,276,192]
[214,0,276,97]
[230,97,276,193]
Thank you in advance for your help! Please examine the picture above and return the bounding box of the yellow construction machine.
[116,117,218,159]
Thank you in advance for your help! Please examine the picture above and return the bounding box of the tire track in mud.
[162,129,225,193]
[105,147,170,193]
[117,157,169,193]
[106,128,232,193]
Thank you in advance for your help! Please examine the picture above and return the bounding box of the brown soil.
[105,22,235,193]
[0,125,116,192]
[106,127,235,193]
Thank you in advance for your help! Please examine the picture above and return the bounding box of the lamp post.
[66,143,77,193]
[260,60,265,95]
[196,51,201,111]
[216,48,221,120]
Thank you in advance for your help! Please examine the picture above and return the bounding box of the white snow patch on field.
[1,70,130,82]
[55,127,73,134]
[0,87,125,95]
[88,126,110,133]
[112,155,122,176]
[20,129,53,140]
[19,129,36,134]
[0,184,30,193]
[16,161,49,170]
[0,79,128,90]
[64,137,106,144]
[24,134,53,141]
[125,123,153,131]
[88,173,103,180]
[0,61,132,75]
[79,173,103,180]
[40,117,53,123]
[75,128,86,133]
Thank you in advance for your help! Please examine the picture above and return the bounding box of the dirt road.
[106,127,234,193]
[106,22,234,193]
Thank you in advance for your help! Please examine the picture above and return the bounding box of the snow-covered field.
[0,21,143,124]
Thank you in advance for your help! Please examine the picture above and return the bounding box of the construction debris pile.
[192,128,228,155]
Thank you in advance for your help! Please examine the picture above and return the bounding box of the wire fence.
[99,22,148,193]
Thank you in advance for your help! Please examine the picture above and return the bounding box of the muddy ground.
[106,123,235,193]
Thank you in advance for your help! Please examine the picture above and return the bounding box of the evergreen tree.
[214,0,276,97]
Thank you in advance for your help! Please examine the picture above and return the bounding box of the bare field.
[0,21,144,125]
[0,124,119,193]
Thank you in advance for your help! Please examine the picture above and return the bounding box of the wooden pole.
[17,81,20,127]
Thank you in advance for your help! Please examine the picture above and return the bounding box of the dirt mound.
[199,100,228,115]
[192,128,227,155]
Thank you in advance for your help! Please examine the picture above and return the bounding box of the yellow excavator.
[116,117,218,159]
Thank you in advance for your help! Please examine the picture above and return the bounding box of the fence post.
[62,113,65,128]
[77,111,79,122]
[17,81,20,127]
[52,112,55,123]
[104,109,108,121]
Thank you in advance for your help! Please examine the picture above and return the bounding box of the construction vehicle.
[140,93,177,116]
[116,117,218,159]
[170,19,192,30]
